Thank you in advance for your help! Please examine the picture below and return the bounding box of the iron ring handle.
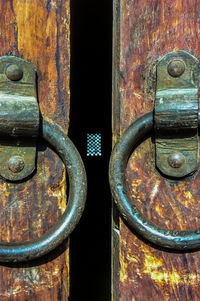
[109,111,200,251]
[0,119,87,262]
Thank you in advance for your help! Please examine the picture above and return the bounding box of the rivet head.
[167,152,186,169]
[8,156,25,173]
[6,64,23,81]
[167,60,185,77]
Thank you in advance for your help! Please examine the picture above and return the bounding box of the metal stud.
[6,64,23,81]
[8,156,25,173]
[167,59,185,77]
[167,152,186,169]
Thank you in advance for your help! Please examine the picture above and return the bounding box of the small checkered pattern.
[87,134,102,156]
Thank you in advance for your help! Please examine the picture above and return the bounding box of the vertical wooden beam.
[0,1,70,300]
[113,0,200,300]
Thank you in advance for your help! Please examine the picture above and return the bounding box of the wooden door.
[112,1,200,300]
[0,1,71,300]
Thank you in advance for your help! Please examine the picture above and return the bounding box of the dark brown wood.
[0,1,70,300]
[113,0,200,300]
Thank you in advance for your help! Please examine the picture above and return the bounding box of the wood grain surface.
[113,0,200,300]
[0,1,70,300]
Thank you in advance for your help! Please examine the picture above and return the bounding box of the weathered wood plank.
[0,1,70,300]
[113,0,200,300]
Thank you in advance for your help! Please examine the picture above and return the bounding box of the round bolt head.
[167,60,185,77]
[6,64,23,81]
[167,152,186,169]
[8,156,25,173]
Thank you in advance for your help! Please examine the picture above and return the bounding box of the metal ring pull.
[0,119,87,262]
[109,111,200,250]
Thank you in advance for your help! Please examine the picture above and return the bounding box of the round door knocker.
[0,119,87,262]
[109,111,200,251]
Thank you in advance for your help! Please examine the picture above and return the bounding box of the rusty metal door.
[111,1,200,300]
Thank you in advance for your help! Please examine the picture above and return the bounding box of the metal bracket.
[154,50,199,178]
[0,56,39,181]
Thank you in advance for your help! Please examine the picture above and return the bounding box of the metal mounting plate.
[154,50,199,178]
[0,56,39,181]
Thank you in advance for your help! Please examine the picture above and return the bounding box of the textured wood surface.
[113,0,200,300]
[0,1,70,300]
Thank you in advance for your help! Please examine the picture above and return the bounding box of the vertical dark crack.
[46,0,51,18]
[9,0,20,56]
[55,4,66,123]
